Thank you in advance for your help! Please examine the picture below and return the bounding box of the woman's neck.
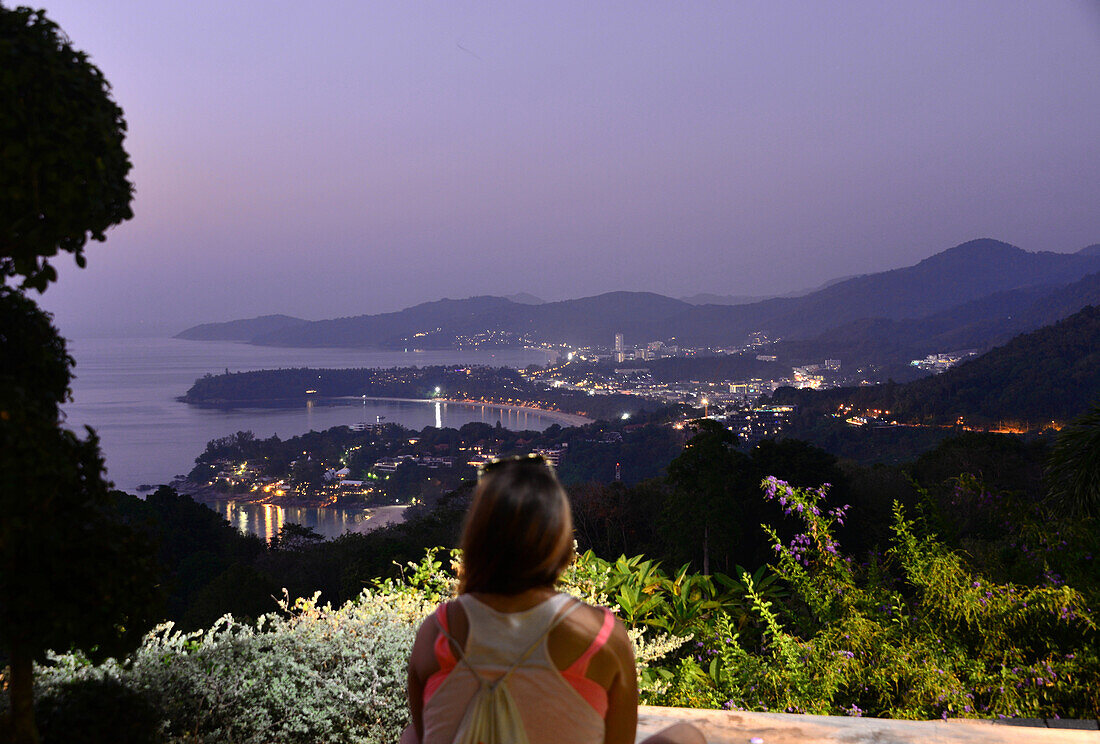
[467,586,557,613]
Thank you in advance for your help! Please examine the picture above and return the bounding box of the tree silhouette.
[1,6,148,742]
[1046,402,1100,519]
[665,419,752,574]
[0,290,162,744]
[1,5,134,291]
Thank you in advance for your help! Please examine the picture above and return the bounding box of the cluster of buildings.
[365,454,457,475]
[523,333,853,412]
[612,333,680,363]
[791,360,841,389]
[453,330,536,349]
[909,350,977,373]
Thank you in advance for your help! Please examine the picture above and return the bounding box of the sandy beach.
[336,396,593,427]
[350,504,409,533]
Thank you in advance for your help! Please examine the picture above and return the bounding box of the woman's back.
[420,592,612,744]
[402,456,701,744]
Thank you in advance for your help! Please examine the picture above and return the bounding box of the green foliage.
[664,420,753,574]
[0,285,71,409]
[0,5,134,290]
[17,511,1100,737]
[371,546,458,605]
[669,478,1100,719]
[116,487,265,623]
[34,677,164,744]
[1046,401,1100,518]
[20,549,690,742]
[28,591,425,744]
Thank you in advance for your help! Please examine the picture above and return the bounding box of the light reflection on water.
[210,500,385,541]
[61,337,559,492]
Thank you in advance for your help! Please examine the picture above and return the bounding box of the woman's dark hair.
[458,456,574,595]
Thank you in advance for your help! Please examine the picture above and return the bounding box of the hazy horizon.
[28,1,1100,337]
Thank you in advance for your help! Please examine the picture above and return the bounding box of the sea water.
[61,338,557,536]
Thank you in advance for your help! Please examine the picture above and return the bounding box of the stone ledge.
[636,706,1100,743]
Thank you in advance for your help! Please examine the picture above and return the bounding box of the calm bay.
[62,337,558,538]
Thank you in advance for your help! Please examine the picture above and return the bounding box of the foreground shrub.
[22,549,686,741]
[33,591,427,743]
[660,478,1100,719]
[35,676,163,744]
[20,496,1098,733]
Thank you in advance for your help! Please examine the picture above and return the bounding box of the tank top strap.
[431,602,458,669]
[564,607,615,677]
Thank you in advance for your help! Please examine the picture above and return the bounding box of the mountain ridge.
[176,239,1100,361]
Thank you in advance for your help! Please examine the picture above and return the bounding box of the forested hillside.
[182,365,661,421]
[775,305,1100,426]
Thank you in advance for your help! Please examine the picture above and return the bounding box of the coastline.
[333,396,593,427]
[176,480,410,533]
[178,395,593,427]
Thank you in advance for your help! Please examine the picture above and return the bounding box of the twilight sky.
[32,1,1100,337]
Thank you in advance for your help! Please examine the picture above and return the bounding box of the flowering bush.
[33,590,426,743]
[18,491,1100,735]
[22,548,688,741]
[657,477,1100,719]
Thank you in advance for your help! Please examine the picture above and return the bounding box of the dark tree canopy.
[1046,402,1100,519]
[1,285,157,743]
[0,5,134,291]
[664,419,754,574]
[0,285,71,410]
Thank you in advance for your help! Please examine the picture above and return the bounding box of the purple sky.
[32,1,1100,337]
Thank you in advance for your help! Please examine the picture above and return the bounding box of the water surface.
[63,338,557,492]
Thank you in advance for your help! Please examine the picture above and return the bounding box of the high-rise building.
[614,333,625,363]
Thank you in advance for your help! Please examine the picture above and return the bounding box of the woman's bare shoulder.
[551,598,631,661]
[565,596,609,627]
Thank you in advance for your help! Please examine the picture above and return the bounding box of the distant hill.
[505,292,545,305]
[774,304,1100,426]
[656,239,1100,345]
[240,291,695,348]
[176,239,1100,360]
[771,271,1100,367]
[678,292,773,306]
[679,275,856,306]
[175,314,308,341]
[252,296,519,348]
